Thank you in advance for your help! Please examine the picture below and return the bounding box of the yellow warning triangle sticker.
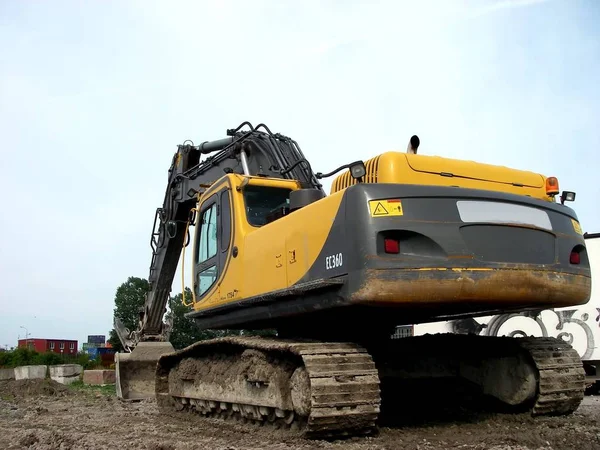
[373,202,388,215]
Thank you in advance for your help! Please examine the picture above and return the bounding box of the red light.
[570,251,580,264]
[384,238,400,254]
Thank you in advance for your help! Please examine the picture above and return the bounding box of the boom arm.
[114,122,324,352]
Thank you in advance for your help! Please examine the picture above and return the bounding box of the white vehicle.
[395,232,599,394]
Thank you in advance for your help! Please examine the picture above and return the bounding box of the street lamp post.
[19,326,30,348]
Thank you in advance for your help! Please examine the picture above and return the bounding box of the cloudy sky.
[0,0,598,350]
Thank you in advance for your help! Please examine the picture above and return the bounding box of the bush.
[0,348,104,369]
[1,347,38,367]
[37,352,64,366]
[0,351,11,367]
[78,353,104,370]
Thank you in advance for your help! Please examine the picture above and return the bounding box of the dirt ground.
[1,379,599,450]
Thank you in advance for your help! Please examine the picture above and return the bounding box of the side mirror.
[350,161,366,180]
[560,191,576,205]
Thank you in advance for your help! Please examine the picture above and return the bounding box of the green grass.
[67,379,116,396]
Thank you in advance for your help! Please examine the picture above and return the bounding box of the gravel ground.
[1,380,599,450]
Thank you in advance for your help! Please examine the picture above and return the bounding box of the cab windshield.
[243,185,291,226]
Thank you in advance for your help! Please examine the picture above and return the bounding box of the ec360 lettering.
[325,253,343,270]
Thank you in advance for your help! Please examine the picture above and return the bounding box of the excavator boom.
[115,123,324,399]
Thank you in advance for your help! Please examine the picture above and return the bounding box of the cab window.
[197,266,217,296]
[197,202,217,263]
[243,185,291,226]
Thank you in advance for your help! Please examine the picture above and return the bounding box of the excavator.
[114,121,592,439]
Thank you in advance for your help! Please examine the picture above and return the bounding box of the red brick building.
[18,338,78,355]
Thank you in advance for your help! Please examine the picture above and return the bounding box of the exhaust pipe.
[407,135,420,154]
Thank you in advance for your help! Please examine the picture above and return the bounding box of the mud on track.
[1,380,599,450]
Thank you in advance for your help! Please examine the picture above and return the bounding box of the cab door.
[193,187,232,303]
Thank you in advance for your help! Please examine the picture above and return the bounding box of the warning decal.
[373,202,388,215]
[369,199,404,217]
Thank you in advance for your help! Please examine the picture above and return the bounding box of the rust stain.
[365,254,474,262]
[350,268,591,314]
[447,254,475,260]
[414,267,493,272]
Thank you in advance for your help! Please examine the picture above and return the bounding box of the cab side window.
[197,266,217,296]
[196,202,218,296]
[197,203,217,263]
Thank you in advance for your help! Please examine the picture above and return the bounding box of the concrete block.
[14,365,47,380]
[83,370,116,385]
[0,368,15,381]
[49,364,83,385]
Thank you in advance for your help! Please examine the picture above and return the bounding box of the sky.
[0,0,598,350]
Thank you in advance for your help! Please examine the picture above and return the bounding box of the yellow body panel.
[331,151,553,201]
[191,174,344,312]
[285,230,311,285]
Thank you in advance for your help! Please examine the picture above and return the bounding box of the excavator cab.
[189,175,305,311]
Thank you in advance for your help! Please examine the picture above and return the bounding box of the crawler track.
[516,337,585,415]
[372,333,586,418]
[154,334,585,439]
[155,336,381,439]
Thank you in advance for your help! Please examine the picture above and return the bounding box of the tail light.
[570,250,580,265]
[546,177,559,196]
[384,238,400,254]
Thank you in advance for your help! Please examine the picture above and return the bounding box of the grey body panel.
[304,183,587,281]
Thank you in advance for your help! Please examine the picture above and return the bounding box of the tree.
[165,287,225,349]
[107,329,123,352]
[107,276,150,351]
[165,287,276,350]
[107,276,277,352]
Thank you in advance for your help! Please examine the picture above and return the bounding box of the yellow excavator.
[114,122,591,439]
